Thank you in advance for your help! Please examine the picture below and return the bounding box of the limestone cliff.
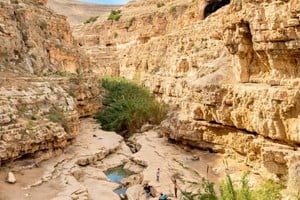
[74,0,300,194]
[0,0,101,165]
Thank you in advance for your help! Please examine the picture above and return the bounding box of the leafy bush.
[84,16,99,24]
[181,173,284,200]
[108,10,122,22]
[94,77,168,135]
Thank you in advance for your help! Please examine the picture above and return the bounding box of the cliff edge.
[74,0,300,195]
[0,0,101,165]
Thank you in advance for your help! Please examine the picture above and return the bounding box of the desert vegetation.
[95,77,168,136]
[181,173,284,200]
[84,16,99,24]
[157,2,165,8]
[108,10,122,22]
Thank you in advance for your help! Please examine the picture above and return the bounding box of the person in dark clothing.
[144,183,151,193]
[174,179,178,198]
[144,183,151,198]
[144,183,156,197]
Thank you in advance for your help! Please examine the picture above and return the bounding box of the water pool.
[104,166,133,197]
[105,165,133,182]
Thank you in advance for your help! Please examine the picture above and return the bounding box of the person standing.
[174,179,178,198]
[156,168,160,182]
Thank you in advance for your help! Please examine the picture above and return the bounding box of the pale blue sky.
[79,0,128,5]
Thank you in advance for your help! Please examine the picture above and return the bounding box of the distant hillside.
[47,0,120,26]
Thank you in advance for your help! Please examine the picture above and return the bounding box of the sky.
[79,0,128,5]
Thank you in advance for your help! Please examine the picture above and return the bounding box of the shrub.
[181,173,284,200]
[31,115,37,120]
[181,178,218,200]
[27,120,34,130]
[47,107,71,132]
[84,16,99,24]
[18,105,28,115]
[252,179,283,200]
[108,10,122,22]
[157,2,165,8]
[94,77,168,136]
[47,107,65,123]
[170,6,177,14]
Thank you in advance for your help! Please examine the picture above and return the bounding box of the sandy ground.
[0,119,262,200]
[47,0,120,25]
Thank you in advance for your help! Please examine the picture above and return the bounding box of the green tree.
[95,77,168,136]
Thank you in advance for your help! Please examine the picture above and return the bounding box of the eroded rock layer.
[0,73,79,164]
[0,0,101,164]
[74,0,300,194]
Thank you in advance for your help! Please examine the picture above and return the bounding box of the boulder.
[6,172,16,184]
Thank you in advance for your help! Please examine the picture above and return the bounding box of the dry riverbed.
[0,118,261,200]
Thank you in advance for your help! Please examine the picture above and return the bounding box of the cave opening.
[204,0,230,18]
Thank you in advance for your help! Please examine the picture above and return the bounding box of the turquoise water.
[79,0,128,5]
[104,166,134,196]
[104,166,133,182]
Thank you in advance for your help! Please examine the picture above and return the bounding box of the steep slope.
[74,0,300,195]
[0,0,101,165]
[47,0,120,26]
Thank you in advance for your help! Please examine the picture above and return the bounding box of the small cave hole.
[204,0,230,18]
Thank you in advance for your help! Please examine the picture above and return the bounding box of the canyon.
[73,0,300,197]
[0,0,299,199]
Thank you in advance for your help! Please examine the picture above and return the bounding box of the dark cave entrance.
[204,0,230,18]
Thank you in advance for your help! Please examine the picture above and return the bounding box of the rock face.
[0,0,90,74]
[73,0,300,192]
[0,0,101,165]
[288,161,300,196]
[0,73,79,164]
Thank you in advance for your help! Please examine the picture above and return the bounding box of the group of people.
[144,184,169,200]
[143,168,178,200]
[143,183,156,198]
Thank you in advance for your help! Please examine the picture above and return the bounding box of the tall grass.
[95,77,168,135]
[181,173,284,200]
